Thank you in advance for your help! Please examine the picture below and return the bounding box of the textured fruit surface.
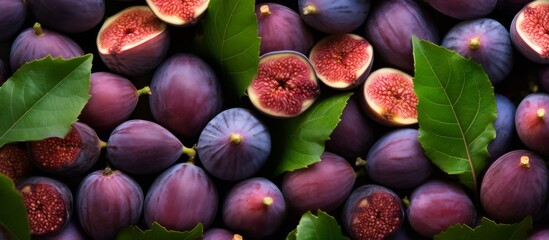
[0,0,27,41]
[146,0,209,26]
[0,144,32,183]
[529,228,549,240]
[487,94,517,160]
[424,0,497,19]
[515,92,549,156]
[197,107,271,181]
[203,228,242,240]
[298,0,370,34]
[27,0,105,33]
[510,0,549,64]
[34,219,88,240]
[247,50,320,118]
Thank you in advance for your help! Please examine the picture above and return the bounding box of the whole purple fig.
[27,0,105,33]
[0,0,27,42]
[423,0,497,19]
[515,92,549,156]
[488,94,517,161]
[298,0,370,34]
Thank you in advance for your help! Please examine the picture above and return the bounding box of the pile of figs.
[2,0,549,239]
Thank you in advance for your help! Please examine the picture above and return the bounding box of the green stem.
[137,86,151,96]
[33,22,44,36]
[183,145,197,164]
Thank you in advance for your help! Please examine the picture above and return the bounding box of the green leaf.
[434,216,533,240]
[116,222,203,240]
[0,54,93,148]
[412,37,497,191]
[0,173,30,240]
[286,210,349,240]
[272,93,353,175]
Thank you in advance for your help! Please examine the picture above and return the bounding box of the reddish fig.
[515,93,549,156]
[0,144,32,183]
[146,0,209,26]
[27,0,105,33]
[298,0,370,34]
[510,0,549,64]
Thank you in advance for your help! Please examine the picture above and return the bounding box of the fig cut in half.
[510,0,549,64]
[361,68,418,126]
[146,0,209,26]
[247,50,321,118]
[309,33,374,90]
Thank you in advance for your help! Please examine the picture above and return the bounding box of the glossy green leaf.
[0,55,93,148]
[0,173,30,240]
[116,222,203,240]
[434,216,532,240]
[412,37,497,192]
[286,210,349,240]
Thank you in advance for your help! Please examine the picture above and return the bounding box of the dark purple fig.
[423,0,497,19]
[365,128,432,189]
[33,219,88,240]
[146,0,208,26]
[0,0,27,42]
[407,180,477,238]
[27,0,105,33]
[281,151,355,214]
[309,33,374,90]
[222,177,286,239]
[0,57,8,85]
[510,0,549,64]
[0,144,32,183]
[298,0,370,34]
[144,162,218,231]
[247,50,320,118]
[480,149,549,223]
[515,93,549,156]
[203,228,243,240]
[9,22,84,72]
[197,107,271,181]
[149,53,222,139]
[255,2,315,55]
[342,184,404,240]
[77,167,144,240]
[28,122,102,177]
[441,18,513,85]
[97,5,170,76]
[487,94,517,161]
[364,0,439,72]
[17,176,73,237]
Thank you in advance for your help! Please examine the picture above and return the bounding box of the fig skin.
[76,167,144,240]
[0,0,27,42]
[203,228,243,240]
[423,0,497,19]
[487,94,517,161]
[515,93,549,156]
[27,0,105,33]
[33,219,88,240]
[149,53,223,140]
[298,0,370,34]
[480,149,549,223]
[529,227,549,240]
[510,0,549,64]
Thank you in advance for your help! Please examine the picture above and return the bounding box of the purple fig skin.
[197,107,271,181]
[510,0,549,64]
[256,2,315,55]
[0,0,27,42]
[144,163,218,231]
[77,167,144,240]
[364,0,439,72]
[442,18,514,85]
[298,0,370,34]
[423,0,497,19]
[9,23,84,72]
[480,149,549,223]
[32,219,88,240]
[27,0,105,33]
[0,58,8,85]
[150,53,222,139]
[515,93,549,156]
[107,119,184,175]
[281,151,356,214]
[203,228,243,240]
[529,228,549,240]
[222,177,286,239]
[487,94,517,161]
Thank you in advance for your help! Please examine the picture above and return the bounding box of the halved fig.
[146,0,209,26]
[97,5,170,76]
[510,0,549,64]
[309,33,374,90]
[361,67,418,126]
[247,50,320,118]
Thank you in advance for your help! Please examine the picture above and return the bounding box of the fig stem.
[468,36,481,50]
[137,86,151,96]
[355,157,367,167]
[183,145,197,163]
[33,22,44,36]
[262,196,273,206]
[99,140,108,149]
[402,196,410,208]
[537,108,545,119]
[302,4,317,15]
[233,234,243,240]
[520,156,531,169]
[229,133,243,144]
[355,168,366,178]
[259,4,271,16]
[103,166,115,176]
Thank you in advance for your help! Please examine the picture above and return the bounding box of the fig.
[203,228,243,240]
[309,33,374,90]
[0,144,32,183]
[487,94,517,160]
[76,167,143,240]
[146,0,209,26]
[144,162,218,231]
[515,92,549,156]
[480,149,549,223]
[0,0,27,42]
[297,0,370,34]
[529,227,549,240]
[360,67,418,126]
[27,0,105,33]
[97,5,170,76]
[247,50,320,118]
[197,107,271,181]
[17,176,73,237]
[34,219,88,240]
[510,0,549,64]
[149,53,222,140]
[9,22,85,72]
[342,184,404,240]
[423,0,497,19]
[255,2,315,55]
[441,18,514,85]
[28,122,102,177]
[222,177,286,239]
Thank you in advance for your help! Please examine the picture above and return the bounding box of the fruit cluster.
[1,0,549,239]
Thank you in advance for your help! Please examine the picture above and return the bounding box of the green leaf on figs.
[272,92,352,175]
[286,210,349,240]
[0,54,93,148]
[116,222,203,240]
[412,37,497,192]
[434,216,533,240]
[0,173,30,240]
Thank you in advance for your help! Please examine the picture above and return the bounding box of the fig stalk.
[33,23,44,36]
[469,36,481,50]
[520,156,531,168]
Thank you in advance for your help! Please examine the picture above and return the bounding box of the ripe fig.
[510,0,549,64]
[149,53,222,139]
[77,167,144,240]
[197,107,271,181]
[255,2,314,55]
[423,0,497,19]
[309,33,374,90]
[247,50,320,118]
[97,5,170,76]
[27,0,105,33]
[34,219,88,240]
[488,94,517,161]
[480,149,549,223]
[529,227,549,240]
[17,176,73,237]
[0,0,27,42]
[361,67,418,126]
[298,0,370,34]
[515,93,549,156]
[0,144,32,183]
[342,184,404,240]
[204,228,243,240]
[146,0,209,26]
